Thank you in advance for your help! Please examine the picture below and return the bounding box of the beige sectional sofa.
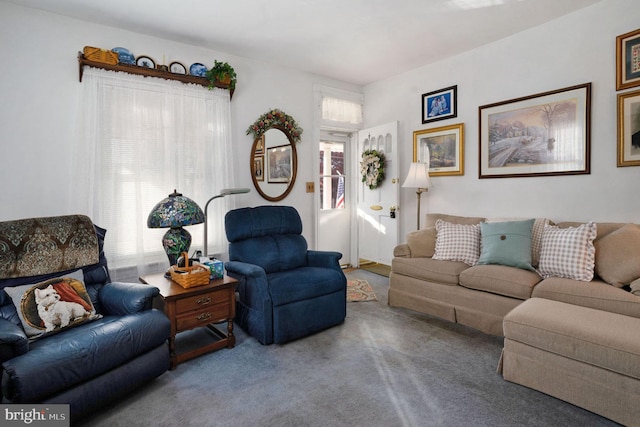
[389,213,640,425]
[390,213,640,335]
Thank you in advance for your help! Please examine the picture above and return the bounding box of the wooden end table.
[139,273,237,369]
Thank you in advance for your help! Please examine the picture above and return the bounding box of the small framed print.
[616,28,640,90]
[422,85,457,124]
[617,88,640,167]
[136,55,155,69]
[267,144,292,183]
[253,155,265,181]
[413,123,464,176]
[169,61,187,75]
[255,135,265,154]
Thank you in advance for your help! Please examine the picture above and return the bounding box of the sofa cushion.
[3,270,101,340]
[537,222,596,281]
[406,227,437,258]
[433,220,481,266]
[391,256,469,285]
[266,267,346,306]
[532,277,640,319]
[425,213,484,228]
[594,223,640,288]
[632,278,640,297]
[460,265,542,300]
[478,219,535,271]
[503,298,640,381]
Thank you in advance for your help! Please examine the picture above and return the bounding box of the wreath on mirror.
[361,150,385,190]
[246,108,303,143]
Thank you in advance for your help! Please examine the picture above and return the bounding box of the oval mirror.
[250,126,298,202]
[248,110,302,202]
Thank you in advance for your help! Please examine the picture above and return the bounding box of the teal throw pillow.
[477,219,535,271]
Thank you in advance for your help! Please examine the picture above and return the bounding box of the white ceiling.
[9,0,601,85]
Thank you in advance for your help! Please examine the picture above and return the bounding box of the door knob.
[370,205,383,211]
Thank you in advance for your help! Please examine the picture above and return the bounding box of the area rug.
[347,279,378,302]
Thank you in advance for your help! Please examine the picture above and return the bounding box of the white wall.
[364,0,640,240]
[2,0,639,253]
[0,1,360,247]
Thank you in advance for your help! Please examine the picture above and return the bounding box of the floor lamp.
[203,188,250,257]
[402,162,431,230]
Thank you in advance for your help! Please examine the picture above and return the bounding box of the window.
[322,96,362,125]
[319,141,346,210]
[75,68,234,280]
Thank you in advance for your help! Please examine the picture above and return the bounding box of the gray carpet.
[77,270,618,427]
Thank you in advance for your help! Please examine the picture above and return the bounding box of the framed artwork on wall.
[413,123,464,176]
[255,135,264,154]
[267,145,292,183]
[616,28,640,90]
[421,85,457,124]
[617,89,640,167]
[253,155,264,181]
[478,83,591,179]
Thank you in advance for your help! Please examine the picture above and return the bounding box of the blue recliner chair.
[224,206,346,345]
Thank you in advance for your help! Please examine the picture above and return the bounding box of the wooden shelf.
[78,52,234,99]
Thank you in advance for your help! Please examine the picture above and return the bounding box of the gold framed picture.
[413,123,464,176]
[617,88,640,167]
[616,28,640,91]
[253,155,265,181]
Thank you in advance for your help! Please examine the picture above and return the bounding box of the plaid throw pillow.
[537,222,597,281]
[433,219,481,266]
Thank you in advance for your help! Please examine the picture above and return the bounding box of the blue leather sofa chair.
[224,206,347,345]
[0,215,170,421]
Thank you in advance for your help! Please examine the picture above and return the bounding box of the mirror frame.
[250,125,298,202]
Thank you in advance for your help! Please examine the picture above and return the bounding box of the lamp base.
[162,227,192,266]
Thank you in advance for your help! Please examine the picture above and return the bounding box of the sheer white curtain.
[75,68,234,281]
[322,96,363,125]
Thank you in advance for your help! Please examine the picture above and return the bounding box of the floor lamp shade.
[402,162,431,230]
[147,190,205,266]
[402,162,431,190]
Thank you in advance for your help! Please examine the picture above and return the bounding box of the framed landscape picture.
[267,144,292,183]
[617,88,640,167]
[413,123,464,176]
[616,28,640,90]
[478,83,591,179]
[422,85,457,124]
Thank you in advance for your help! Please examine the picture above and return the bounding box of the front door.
[357,122,399,266]
[317,132,351,266]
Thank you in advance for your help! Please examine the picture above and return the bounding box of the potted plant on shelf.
[205,60,237,91]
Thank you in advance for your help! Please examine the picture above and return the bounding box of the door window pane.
[319,141,345,209]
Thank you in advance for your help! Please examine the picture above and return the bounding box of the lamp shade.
[402,162,431,190]
[147,190,205,228]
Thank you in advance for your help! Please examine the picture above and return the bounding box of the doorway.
[356,121,399,268]
[317,131,351,266]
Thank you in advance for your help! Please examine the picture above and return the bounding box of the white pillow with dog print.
[4,269,101,340]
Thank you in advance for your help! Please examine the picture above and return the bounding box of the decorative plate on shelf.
[169,61,187,75]
[136,55,156,69]
[111,47,135,65]
[189,63,207,77]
